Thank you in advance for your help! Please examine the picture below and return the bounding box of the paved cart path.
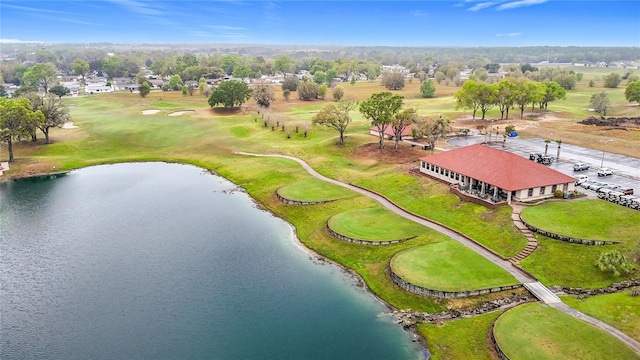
[235,152,640,355]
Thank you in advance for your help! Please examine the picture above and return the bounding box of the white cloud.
[106,0,164,16]
[411,10,429,17]
[496,32,522,37]
[497,0,548,10]
[207,25,249,31]
[468,2,498,11]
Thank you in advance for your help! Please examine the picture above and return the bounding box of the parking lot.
[448,135,640,198]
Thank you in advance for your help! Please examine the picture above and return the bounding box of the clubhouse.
[418,144,576,204]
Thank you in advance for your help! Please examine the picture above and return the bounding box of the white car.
[598,168,613,176]
[575,175,589,185]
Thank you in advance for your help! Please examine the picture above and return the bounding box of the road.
[235,151,640,355]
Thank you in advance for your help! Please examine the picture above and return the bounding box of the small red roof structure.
[418,144,575,191]
[370,125,414,138]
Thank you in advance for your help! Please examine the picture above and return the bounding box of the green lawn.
[494,303,640,360]
[562,291,640,341]
[354,172,527,258]
[521,200,640,242]
[390,241,518,291]
[327,207,427,241]
[276,178,356,202]
[419,312,501,360]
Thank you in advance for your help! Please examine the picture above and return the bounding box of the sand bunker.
[62,122,78,129]
[142,109,161,115]
[168,110,194,117]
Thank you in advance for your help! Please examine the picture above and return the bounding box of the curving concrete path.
[235,151,640,355]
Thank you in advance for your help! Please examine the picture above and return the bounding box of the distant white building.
[85,82,114,94]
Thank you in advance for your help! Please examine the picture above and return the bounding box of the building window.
[528,188,533,196]
[552,185,557,192]
[451,172,455,179]
[540,186,545,195]
[445,170,449,176]
[455,174,459,180]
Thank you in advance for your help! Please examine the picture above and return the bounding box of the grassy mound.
[327,207,425,241]
[390,241,517,292]
[494,303,640,360]
[277,178,355,202]
[520,200,640,242]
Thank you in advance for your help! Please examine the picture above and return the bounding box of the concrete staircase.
[509,204,538,264]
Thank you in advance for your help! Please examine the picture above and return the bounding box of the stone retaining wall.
[490,316,511,360]
[275,189,335,205]
[519,214,620,245]
[555,278,640,296]
[389,264,522,299]
[325,221,414,246]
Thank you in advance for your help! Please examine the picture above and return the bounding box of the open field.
[3,79,640,358]
[562,291,640,341]
[390,241,518,291]
[494,303,640,360]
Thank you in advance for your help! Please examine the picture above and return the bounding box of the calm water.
[0,163,422,360]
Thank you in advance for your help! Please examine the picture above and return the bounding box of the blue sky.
[1,1,639,46]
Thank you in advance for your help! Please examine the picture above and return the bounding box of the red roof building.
[418,144,576,204]
[370,125,414,140]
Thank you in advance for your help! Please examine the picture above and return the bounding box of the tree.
[297,82,319,101]
[359,91,403,149]
[603,73,622,88]
[313,71,326,85]
[495,80,517,119]
[624,81,640,104]
[475,83,497,120]
[135,70,147,85]
[414,115,451,155]
[590,92,610,116]
[454,80,480,120]
[198,77,208,95]
[312,100,357,145]
[101,56,124,79]
[381,72,405,90]
[168,74,183,91]
[139,82,151,98]
[49,84,70,98]
[350,74,356,85]
[325,69,337,86]
[318,84,328,99]
[22,63,57,93]
[72,58,90,82]
[332,86,345,101]
[595,250,635,277]
[282,75,299,91]
[420,79,436,98]
[252,80,276,108]
[0,97,44,162]
[29,95,71,144]
[283,89,291,102]
[208,80,252,108]
[552,73,577,90]
[181,85,188,96]
[274,56,293,74]
[391,108,418,150]
[540,81,566,110]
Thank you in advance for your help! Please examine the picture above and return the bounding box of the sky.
[0,0,639,47]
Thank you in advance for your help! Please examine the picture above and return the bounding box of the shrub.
[297,82,319,101]
[554,189,564,198]
[595,250,635,277]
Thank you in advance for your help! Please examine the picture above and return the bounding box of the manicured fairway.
[562,291,640,341]
[277,178,355,202]
[494,303,640,360]
[520,200,640,243]
[327,207,426,241]
[390,241,517,291]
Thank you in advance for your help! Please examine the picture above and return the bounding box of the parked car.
[598,168,613,176]
[600,184,620,191]
[620,187,634,195]
[573,163,589,171]
[580,180,595,188]
[575,175,589,185]
[587,182,607,191]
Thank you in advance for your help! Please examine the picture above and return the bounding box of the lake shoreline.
[1,160,430,359]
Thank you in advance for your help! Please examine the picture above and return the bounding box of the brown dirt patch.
[348,141,429,166]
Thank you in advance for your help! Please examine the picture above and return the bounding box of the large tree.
[540,81,566,110]
[381,72,405,90]
[208,80,252,108]
[281,75,299,91]
[0,97,44,162]
[603,73,622,88]
[72,58,90,82]
[495,80,517,119]
[101,56,125,79]
[297,82,319,101]
[274,56,293,74]
[454,80,481,121]
[414,115,451,155]
[359,91,403,149]
[475,83,497,120]
[419,79,436,98]
[624,81,640,104]
[49,84,70,99]
[139,82,151,98]
[22,63,57,93]
[252,80,276,108]
[29,95,71,144]
[312,100,357,145]
[391,107,418,150]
